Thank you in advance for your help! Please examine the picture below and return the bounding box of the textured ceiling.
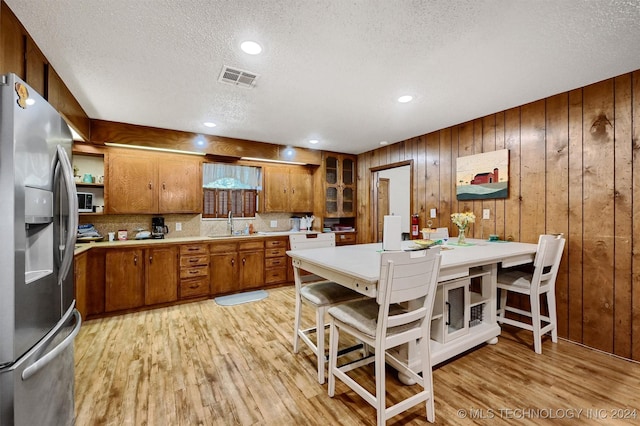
[6,0,640,154]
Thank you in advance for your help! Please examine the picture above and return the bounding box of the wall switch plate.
[175,222,182,231]
[430,208,437,218]
[270,220,277,228]
[483,209,490,220]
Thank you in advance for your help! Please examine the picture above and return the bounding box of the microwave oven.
[77,192,93,213]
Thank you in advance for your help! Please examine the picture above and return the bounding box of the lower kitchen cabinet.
[264,237,288,285]
[105,248,144,312]
[105,246,178,312]
[145,246,179,305]
[210,240,264,295]
[179,243,210,299]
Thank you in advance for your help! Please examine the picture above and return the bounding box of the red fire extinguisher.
[411,214,420,239]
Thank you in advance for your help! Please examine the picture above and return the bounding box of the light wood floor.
[74,286,640,425]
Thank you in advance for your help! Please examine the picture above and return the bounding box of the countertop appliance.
[151,216,168,239]
[77,191,93,213]
[0,73,81,425]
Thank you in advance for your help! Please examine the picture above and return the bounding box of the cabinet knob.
[148,182,152,189]
[162,182,166,190]
[134,255,138,266]
[231,258,235,266]
[149,256,153,264]
[242,257,246,265]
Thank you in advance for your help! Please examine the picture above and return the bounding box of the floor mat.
[214,290,269,306]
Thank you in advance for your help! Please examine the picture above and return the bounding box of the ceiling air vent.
[218,66,259,88]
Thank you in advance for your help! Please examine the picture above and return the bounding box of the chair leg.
[293,292,302,353]
[546,290,558,343]
[316,306,326,384]
[328,320,338,397]
[375,347,386,426]
[530,293,542,354]
[421,337,435,423]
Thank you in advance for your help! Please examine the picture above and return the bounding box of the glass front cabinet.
[324,153,356,217]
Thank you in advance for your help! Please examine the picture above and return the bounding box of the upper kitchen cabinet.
[106,148,202,214]
[323,153,356,217]
[263,165,313,213]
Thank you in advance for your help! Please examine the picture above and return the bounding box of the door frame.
[370,160,413,244]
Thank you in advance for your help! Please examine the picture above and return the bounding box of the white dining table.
[287,238,538,368]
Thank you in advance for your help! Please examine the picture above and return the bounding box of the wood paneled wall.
[357,70,640,361]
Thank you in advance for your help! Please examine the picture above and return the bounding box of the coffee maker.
[151,216,169,239]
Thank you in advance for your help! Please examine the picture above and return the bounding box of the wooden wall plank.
[439,128,453,230]
[455,122,475,238]
[504,107,521,242]
[425,132,440,226]
[631,71,640,360]
[581,79,615,353]
[481,115,497,239]
[494,112,506,240]
[545,93,570,337]
[0,2,25,77]
[613,74,633,358]
[567,88,584,342]
[519,100,546,243]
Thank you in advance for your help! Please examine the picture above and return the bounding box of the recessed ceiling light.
[203,122,216,128]
[397,95,413,103]
[380,141,388,145]
[309,139,319,144]
[241,41,262,55]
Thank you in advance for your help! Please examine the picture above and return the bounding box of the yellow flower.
[451,212,476,229]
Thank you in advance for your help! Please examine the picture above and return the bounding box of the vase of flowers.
[451,212,476,245]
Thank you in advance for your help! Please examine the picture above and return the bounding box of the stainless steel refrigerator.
[0,74,80,425]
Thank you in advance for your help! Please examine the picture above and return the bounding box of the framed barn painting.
[456,149,509,200]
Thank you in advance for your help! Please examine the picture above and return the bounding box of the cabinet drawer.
[265,257,287,268]
[180,254,209,267]
[336,232,356,245]
[265,238,286,249]
[265,247,286,258]
[180,265,208,279]
[209,242,237,253]
[239,241,264,251]
[180,277,209,298]
[180,244,208,256]
[265,267,287,284]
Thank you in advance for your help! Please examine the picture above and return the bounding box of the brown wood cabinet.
[105,248,144,312]
[334,231,357,246]
[145,246,179,305]
[179,244,210,299]
[323,153,356,217]
[264,237,288,285]
[105,246,178,312]
[106,149,201,214]
[74,251,88,320]
[209,240,265,295]
[263,165,313,213]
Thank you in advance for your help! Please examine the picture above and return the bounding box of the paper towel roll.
[383,215,402,251]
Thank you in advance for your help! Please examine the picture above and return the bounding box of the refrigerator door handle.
[56,145,78,286]
[21,308,81,381]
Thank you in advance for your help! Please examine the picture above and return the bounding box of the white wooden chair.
[497,234,566,354]
[289,233,365,384]
[327,249,441,425]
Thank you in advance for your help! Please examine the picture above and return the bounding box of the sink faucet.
[227,211,234,235]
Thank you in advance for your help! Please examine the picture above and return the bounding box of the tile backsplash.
[79,212,303,240]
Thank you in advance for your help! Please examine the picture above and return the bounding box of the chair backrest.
[376,249,441,340]
[430,227,449,240]
[531,234,565,291]
[289,233,336,250]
